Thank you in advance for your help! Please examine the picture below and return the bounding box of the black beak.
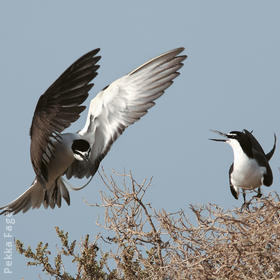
[209,138,227,142]
[81,153,89,161]
[209,129,228,142]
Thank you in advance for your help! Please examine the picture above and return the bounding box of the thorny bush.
[16,170,280,279]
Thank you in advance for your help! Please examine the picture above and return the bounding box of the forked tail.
[0,177,70,215]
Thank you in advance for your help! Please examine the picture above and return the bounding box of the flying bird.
[1,47,186,215]
[210,129,276,208]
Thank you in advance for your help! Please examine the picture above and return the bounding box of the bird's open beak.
[209,129,228,142]
[209,138,227,142]
[81,153,90,161]
[84,154,90,161]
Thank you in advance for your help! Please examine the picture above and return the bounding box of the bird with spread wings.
[0,47,186,215]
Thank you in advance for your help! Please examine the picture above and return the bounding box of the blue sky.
[1,1,280,278]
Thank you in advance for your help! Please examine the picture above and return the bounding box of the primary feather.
[66,47,186,179]
[30,49,101,184]
[1,47,186,215]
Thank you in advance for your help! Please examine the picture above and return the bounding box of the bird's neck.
[229,139,250,166]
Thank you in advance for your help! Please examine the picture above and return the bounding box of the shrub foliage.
[16,170,280,279]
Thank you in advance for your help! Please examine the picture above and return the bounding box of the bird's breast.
[45,135,76,185]
[231,157,266,189]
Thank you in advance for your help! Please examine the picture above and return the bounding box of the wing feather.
[265,133,276,161]
[244,129,275,187]
[30,49,101,184]
[66,48,186,179]
[0,178,70,215]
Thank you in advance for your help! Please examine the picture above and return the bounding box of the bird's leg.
[240,190,250,211]
[253,187,262,199]
[241,188,261,211]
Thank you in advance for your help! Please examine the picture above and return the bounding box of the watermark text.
[3,213,15,274]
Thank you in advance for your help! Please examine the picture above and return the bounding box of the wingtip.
[265,132,277,161]
[168,47,185,56]
[174,46,185,52]
[272,132,277,147]
[0,207,12,216]
[89,48,101,56]
[230,185,239,200]
[152,47,186,60]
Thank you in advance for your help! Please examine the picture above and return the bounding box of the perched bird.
[210,129,276,208]
[1,47,186,215]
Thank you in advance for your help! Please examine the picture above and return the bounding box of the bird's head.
[209,129,253,157]
[71,139,91,161]
[209,129,246,143]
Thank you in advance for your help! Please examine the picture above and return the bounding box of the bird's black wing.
[253,152,273,186]
[244,129,274,186]
[265,134,276,161]
[229,163,239,199]
[244,129,276,161]
[30,49,101,184]
[244,129,266,154]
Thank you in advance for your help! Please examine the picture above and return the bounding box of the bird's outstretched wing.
[30,49,101,184]
[0,178,70,215]
[66,48,186,179]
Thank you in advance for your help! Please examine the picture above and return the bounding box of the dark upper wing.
[253,151,273,186]
[244,129,266,155]
[30,49,101,184]
[229,163,239,199]
[265,134,276,161]
[244,129,275,186]
[244,129,276,161]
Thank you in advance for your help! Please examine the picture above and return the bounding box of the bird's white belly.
[231,158,266,190]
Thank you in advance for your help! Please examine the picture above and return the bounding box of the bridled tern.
[0,47,186,215]
[210,129,276,208]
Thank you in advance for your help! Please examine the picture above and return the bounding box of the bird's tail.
[43,178,70,209]
[0,177,70,215]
